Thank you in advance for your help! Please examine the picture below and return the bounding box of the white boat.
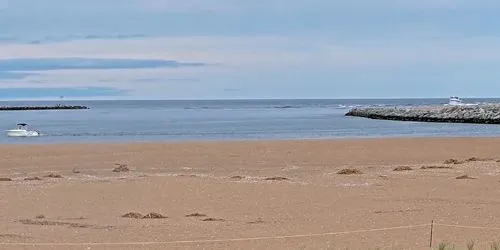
[6,123,40,137]
[448,96,463,105]
[446,96,478,106]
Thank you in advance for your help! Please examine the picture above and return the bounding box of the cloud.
[11,35,496,68]
[319,37,500,67]
[0,87,126,99]
[0,34,148,45]
[0,36,311,69]
[131,0,500,12]
[0,58,205,71]
[2,0,498,17]
[1,0,498,48]
[136,0,238,12]
[0,0,238,13]
[1,35,500,89]
[0,71,37,80]
[388,0,500,9]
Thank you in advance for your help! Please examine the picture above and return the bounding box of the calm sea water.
[1,98,500,144]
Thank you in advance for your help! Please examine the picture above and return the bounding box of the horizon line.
[0,97,499,102]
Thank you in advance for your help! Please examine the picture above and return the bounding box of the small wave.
[184,106,216,110]
[274,105,298,109]
[41,131,247,137]
[180,103,414,110]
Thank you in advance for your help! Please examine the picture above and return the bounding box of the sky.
[0,0,500,100]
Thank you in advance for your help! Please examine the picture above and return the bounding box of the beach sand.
[2,138,500,249]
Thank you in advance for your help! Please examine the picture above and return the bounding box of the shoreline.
[3,135,500,146]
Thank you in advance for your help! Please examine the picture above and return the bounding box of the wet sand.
[2,138,500,249]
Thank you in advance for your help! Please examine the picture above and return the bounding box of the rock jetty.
[0,105,89,111]
[345,104,500,124]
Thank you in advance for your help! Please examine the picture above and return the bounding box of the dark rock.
[0,105,88,111]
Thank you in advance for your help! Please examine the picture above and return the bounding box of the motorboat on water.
[446,96,478,106]
[448,96,463,105]
[6,123,40,137]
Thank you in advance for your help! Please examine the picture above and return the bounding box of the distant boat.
[446,96,477,106]
[448,96,463,105]
[6,123,40,137]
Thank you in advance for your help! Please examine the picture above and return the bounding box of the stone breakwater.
[0,105,89,111]
[345,104,500,124]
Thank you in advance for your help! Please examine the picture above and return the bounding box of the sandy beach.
[2,138,500,249]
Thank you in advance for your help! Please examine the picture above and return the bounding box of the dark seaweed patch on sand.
[230,176,245,180]
[142,212,167,219]
[122,212,143,219]
[421,165,452,170]
[337,168,363,175]
[444,159,462,165]
[24,177,42,181]
[248,217,265,224]
[113,164,129,173]
[186,213,207,217]
[456,175,476,180]
[264,177,289,181]
[393,166,413,171]
[18,219,111,229]
[44,173,62,178]
[122,212,167,219]
[202,218,225,222]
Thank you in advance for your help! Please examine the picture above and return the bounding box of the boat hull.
[6,129,39,137]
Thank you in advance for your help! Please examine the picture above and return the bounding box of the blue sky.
[1,0,500,100]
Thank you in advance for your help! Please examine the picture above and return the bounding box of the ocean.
[1,98,500,144]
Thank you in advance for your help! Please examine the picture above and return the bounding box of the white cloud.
[137,0,238,12]
[318,37,500,67]
[176,0,500,11]
[0,36,312,92]
[2,34,500,99]
[1,0,239,13]
[2,0,499,14]
[0,36,313,68]
[1,35,500,74]
[391,0,500,9]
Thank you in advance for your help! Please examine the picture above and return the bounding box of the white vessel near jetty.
[448,96,463,105]
[6,123,40,137]
[446,96,477,106]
